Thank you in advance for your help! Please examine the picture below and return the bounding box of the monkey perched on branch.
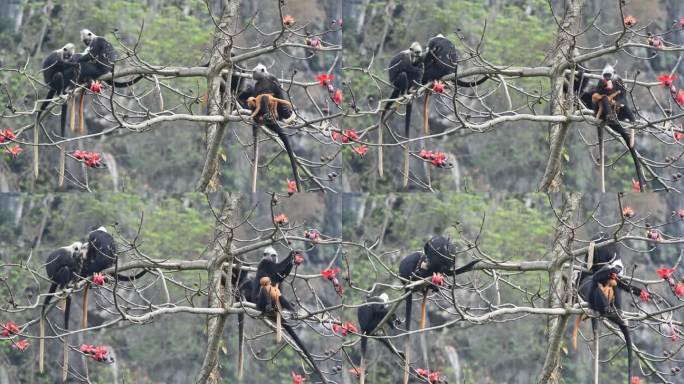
[247,94,293,123]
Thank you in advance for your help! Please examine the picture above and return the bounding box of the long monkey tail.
[266,121,300,192]
[403,290,413,384]
[282,323,327,383]
[419,291,428,330]
[360,336,368,384]
[78,91,85,135]
[39,283,57,374]
[237,313,245,380]
[81,283,90,329]
[251,125,259,194]
[422,92,430,137]
[62,295,72,382]
[617,322,633,384]
[403,101,413,188]
[608,122,646,192]
[60,103,68,138]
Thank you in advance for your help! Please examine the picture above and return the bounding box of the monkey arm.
[617,278,642,296]
[249,96,262,118]
[273,252,294,283]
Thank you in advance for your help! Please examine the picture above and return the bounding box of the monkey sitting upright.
[247,93,293,123]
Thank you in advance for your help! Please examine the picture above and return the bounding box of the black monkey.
[378,42,424,182]
[421,34,488,136]
[571,233,642,384]
[398,235,479,384]
[356,293,405,384]
[80,227,148,329]
[39,242,85,378]
[37,43,82,137]
[242,64,300,192]
[587,64,645,191]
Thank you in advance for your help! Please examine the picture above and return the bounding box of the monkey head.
[65,241,85,261]
[601,64,615,80]
[80,29,96,47]
[378,292,389,305]
[60,43,75,61]
[246,96,257,109]
[263,246,278,262]
[259,276,272,287]
[252,63,268,81]
[409,42,423,64]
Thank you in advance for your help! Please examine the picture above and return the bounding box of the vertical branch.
[538,0,584,192]
[537,193,581,384]
[196,0,239,192]
[195,193,239,384]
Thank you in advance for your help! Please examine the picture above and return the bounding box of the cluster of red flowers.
[291,371,305,384]
[331,129,359,143]
[656,73,684,107]
[0,129,16,143]
[352,145,368,157]
[305,37,321,49]
[431,272,444,286]
[293,253,304,265]
[631,376,640,384]
[1,322,29,352]
[1,322,19,337]
[640,289,650,303]
[304,229,321,243]
[623,15,637,27]
[432,81,445,94]
[416,368,441,383]
[80,344,109,362]
[90,81,102,93]
[419,149,449,167]
[92,273,106,286]
[656,267,684,297]
[282,15,295,27]
[646,228,662,241]
[331,321,358,337]
[274,214,289,226]
[73,150,103,168]
[287,179,297,195]
[622,206,635,217]
[648,34,664,49]
[321,268,344,295]
[315,74,343,106]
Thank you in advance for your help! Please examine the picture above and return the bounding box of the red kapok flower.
[73,150,88,160]
[305,38,321,49]
[431,272,444,286]
[419,149,434,159]
[658,74,677,87]
[315,74,335,86]
[344,129,359,142]
[677,209,684,218]
[304,229,320,242]
[676,90,684,106]
[85,152,102,168]
[656,268,676,280]
[417,368,429,377]
[431,151,448,167]
[89,81,102,93]
[1,322,19,337]
[428,371,441,383]
[80,344,96,354]
[675,282,684,297]
[648,35,664,49]
[331,131,341,142]
[5,145,22,158]
[274,214,289,226]
[632,178,641,192]
[321,268,340,280]
[333,89,343,105]
[282,15,295,27]
[352,145,368,157]
[432,81,445,94]
[12,339,29,351]
[287,179,297,195]
[345,322,358,334]
[292,371,305,384]
[622,206,635,217]
[0,129,16,143]
[647,228,661,241]
[294,253,304,265]
[640,289,650,303]
[680,18,684,28]
[92,346,108,361]
[631,376,640,384]
[348,367,363,377]
[675,131,684,142]
[92,273,106,286]
[624,15,637,27]
[331,323,340,334]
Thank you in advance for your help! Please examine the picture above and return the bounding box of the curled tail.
[282,323,327,383]
[266,122,300,192]
[448,260,481,276]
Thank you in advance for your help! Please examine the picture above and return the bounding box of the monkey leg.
[62,295,71,383]
[251,125,259,194]
[419,292,428,330]
[571,314,586,349]
[82,282,90,329]
[78,91,85,135]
